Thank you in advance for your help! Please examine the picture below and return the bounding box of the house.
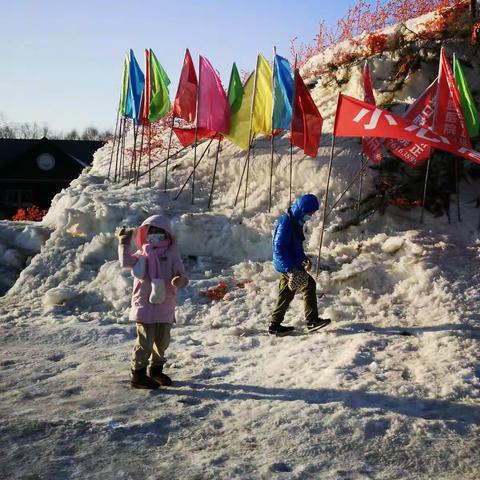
[0,137,104,219]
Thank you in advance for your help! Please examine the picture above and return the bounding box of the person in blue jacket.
[270,193,331,335]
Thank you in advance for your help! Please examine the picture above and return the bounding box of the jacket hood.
[135,214,177,249]
[290,194,319,219]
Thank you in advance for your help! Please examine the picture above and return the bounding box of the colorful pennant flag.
[228,63,244,115]
[139,49,151,126]
[149,49,171,122]
[252,54,273,136]
[434,48,471,148]
[362,62,382,164]
[290,69,323,157]
[453,54,479,139]
[173,127,222,147]
[272,55,293,131]
[173,49,198,123]
[197,55,230,134]
[119,54,130,117]
[226,73,254,150]
[384,79,437,167]
[125,49,145,124]
[333,94,480,165]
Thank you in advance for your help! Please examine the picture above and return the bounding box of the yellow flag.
[252,54,273,136]
[225,73,254,150]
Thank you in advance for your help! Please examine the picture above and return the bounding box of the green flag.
[119,54,129,116]
[453,54,479,138]
[228,63,244,115]
[149,49,171,122]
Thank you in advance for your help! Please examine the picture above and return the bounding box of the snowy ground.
[1,48,480,479]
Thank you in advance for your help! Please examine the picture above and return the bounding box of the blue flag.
[125,49,145,124]
[272,55,293,130]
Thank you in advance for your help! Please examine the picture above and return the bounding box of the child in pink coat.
[118,214,188,389]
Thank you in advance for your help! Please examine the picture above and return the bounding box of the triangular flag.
[173,127,222,147]
[149,49,171,122]
[228,63,244,115]
[453,54,479,139]
[226,73,254,150]
[272,54,293,131]
[252,54,273,136]
[173,49,198,123]
[125,50,145,124]
[290,69,323,157]
[434,48,471,148]
[197,55,230,134]
[119,54,130,117]
[362,62,382,163]
[384,79,437,167]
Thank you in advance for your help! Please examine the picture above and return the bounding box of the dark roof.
[0,137,104,169]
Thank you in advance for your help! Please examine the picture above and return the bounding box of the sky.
[0,0,359,134]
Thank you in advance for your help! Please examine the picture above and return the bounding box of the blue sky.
[1,0,358,133]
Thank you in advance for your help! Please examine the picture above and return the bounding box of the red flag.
[290,69,323,157]
[139,49,151,126]
[334,94,480,165]
[173,49,198,123]
[434,48,471,148]
[384,79,437,167]
[362,62,382,164]
[173,127,222,147]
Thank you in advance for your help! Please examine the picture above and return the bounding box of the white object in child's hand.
[149,278,166,304]
[171,275,188,288]
[132,256,146,279]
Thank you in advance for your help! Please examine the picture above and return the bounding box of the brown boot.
[149,364,172,386]
[131,368,159,389]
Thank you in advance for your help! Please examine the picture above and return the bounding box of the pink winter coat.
[118,215,186,324]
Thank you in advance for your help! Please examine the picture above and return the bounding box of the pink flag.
[197,55,230,133]
[362,62,382,164]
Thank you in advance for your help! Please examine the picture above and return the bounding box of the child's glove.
[117,227,133,245]
[171,275,189,288]
[302,257,312,272]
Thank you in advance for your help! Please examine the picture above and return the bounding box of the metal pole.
[357,153,366,213]
[420,155,432,224]
[208,139,222,209]
[289,55,298,208]
[164,116,175,192]
[268,47,277,212]
[175,138,214,200]
[148,123,152,188]
[114,116,124,182]
[456,158,462,222]
[234,151,249,207]
[128,123,139,184]
[289,143,293,207]
[136,143,190,182]
[120,118,128,180]
[191,54,201,205]
[108,98,121,179]
[315,132,336,278]
[135,124,146,186]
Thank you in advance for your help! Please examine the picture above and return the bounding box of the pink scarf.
[141,239,171,280]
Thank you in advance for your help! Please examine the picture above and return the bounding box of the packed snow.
[1,33,480,480]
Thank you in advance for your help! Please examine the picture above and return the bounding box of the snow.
[2,22,480,480]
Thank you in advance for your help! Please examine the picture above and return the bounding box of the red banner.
[290,69,323,157]
[434,48,471,148]
[384,79,437,167]
[362,62,382,164]
[334,94,480,165]
[173,49,198,123]
[139,49,151,126]
[173,127,222,147]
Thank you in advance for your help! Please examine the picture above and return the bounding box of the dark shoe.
[306,318,331,333]
[131,368,160,389]
[149,365,172,386]
[268,323,295,336]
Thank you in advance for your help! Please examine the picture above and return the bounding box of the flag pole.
[268,47,277,212]
[175,138,214,200]
[108,95,121,180]
[135,123,146,186]
[420,154,432,223]
[191,54,201,205]
[164,115,175,192]
[136,143,190,182]
[357,153,365,213]
[148,123,152,188]
[114,116,125,182]
[289,55,298,208]
[315,95,339,278]
[456,158,462,222]
[243,54,261,210]
[208,139,222,209]
[120,118,129,180]
[128,122,139,183]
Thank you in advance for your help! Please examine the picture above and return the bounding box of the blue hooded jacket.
[272,194,320,273]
